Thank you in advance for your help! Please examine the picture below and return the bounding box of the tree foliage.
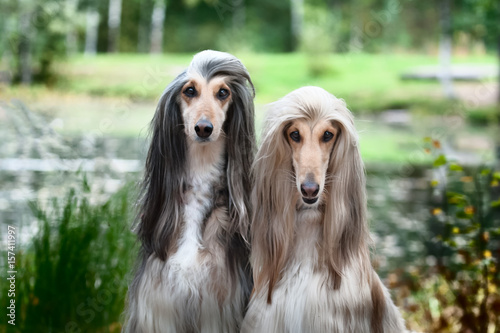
[0,0,499,85]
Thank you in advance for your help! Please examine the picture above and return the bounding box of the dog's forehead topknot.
[192,50,236,63]
[189,50,240,73]
[273,86,351,122]
[186,50,252,84]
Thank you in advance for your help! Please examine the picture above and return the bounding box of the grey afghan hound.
[124,50,255,333]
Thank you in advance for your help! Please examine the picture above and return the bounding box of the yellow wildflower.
[460,176,473,183]
[464,206,475,215]
[432,208,442,215]
[488,284,497,294]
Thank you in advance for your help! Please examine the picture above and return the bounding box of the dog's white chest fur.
[169,156,221,271]
[132,142,245,333]
[242,210,403,333]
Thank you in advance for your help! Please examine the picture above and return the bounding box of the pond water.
[0,100,495,276]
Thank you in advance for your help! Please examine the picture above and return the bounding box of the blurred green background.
[0,0,499,332]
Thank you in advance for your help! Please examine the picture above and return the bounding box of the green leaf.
[429,298,440,319]
[493,172,500,180]
[446,192,467,206]
[433,154,447,167]
[449,163,463,172]
[491,199,500,208]
[481,169,491,176]
[82,174,91,193]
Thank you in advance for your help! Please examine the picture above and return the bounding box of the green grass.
[55,54,191,100]
[1,52,497,163]
[357,122,426,164]
[51,52,497,107]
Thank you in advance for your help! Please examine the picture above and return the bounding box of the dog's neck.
[185,137,226,183]
[296,208,322,223]
[171,137,227,268]
[296,200,323,223]
[290,208,323,267]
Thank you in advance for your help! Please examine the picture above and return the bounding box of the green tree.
[454,0,500,98]
[0,0,76,84]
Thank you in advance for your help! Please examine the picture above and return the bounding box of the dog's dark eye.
[183,87,197,97]
[217,88,230,100]
[290,131,300,142]
[323,131,334,142]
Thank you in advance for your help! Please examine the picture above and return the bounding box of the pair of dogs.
[124,50,406,332]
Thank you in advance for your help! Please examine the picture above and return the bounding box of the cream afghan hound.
[241,86,406,333]
[123,50,255,333]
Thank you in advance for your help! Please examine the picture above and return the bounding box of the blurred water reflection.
[0,100,435,278]
[0,101,145,251]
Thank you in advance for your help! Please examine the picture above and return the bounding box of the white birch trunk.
[439,0,454,99]
[497,35,500,104]
[349,1,362,52]
[19,9,32,84]
[65,0,78,55]
[137,0,151,52]
[150,0,166,54]
[290,0,303,50]
[108,0,123,53]
[232,0,245,30]
[496,36,500,165]
[84,9,99,56]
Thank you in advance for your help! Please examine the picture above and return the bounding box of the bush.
[0,177,137,333]
[466,107,500,127]
[398,138,500,332]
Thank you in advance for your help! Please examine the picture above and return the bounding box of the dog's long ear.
[251,106,298,303]
[224,73,256,239]
[323,100,370,289]
[136,74,187,260]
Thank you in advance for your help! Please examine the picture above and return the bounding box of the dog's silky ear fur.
[217,64,255,298]
[136,73,188,260]
[322,105,370,290]
[224,75,255,239]
[250,106,298,303]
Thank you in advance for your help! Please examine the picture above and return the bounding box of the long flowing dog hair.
[252,87,370,302]
[137,53,255,261]
[245,87,405,332]
[125,51,255,331]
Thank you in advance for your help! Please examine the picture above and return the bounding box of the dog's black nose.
[301,181,319,199]
[195,120,213,139]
